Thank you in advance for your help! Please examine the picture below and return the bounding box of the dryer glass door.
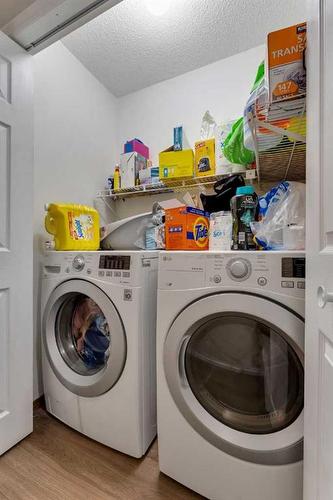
[185,313,303,434]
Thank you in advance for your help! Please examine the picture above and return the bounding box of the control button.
[213,275,222,284]
[98,270,105,277]
[257,277,267,286]
[123,271,130,278]
[297,281,305,289]
[72,255,85,271]
[228,259,251,280]
[281,281,294,288]
[114,271,121,277]
[106,271,112,277]
[124,289,132,301]
[86,268,92,275]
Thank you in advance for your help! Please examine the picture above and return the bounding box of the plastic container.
[230,186,258,250]
[209,211,233,251]
[45,203,100,251]
[114,165,121,190]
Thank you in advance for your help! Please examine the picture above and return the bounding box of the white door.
[0,32,33,454]
[304,1,333,499]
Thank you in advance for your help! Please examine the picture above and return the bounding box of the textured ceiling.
[63,0,305,97]
[0,0,36,28]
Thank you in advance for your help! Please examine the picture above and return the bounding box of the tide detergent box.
[268,22,306,103]
[195,139,216,177]
[165,205,209,250]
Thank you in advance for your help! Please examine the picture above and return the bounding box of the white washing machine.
[41,251,158,458]
[157,251,305,500]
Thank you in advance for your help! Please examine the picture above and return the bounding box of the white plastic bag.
[200,110,216,140]
[243,63,282,153]
[215,121,237,174]
[251,182,305,250]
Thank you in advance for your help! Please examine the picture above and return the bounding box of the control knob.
[73,255,85,271]
[228,259,251,280]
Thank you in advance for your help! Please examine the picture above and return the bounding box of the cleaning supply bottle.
[230,186,258,250]
[114,164,121,190]
[45,203,100,251]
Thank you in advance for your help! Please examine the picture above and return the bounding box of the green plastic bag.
[223,63,264,166]
[223,117,255,166]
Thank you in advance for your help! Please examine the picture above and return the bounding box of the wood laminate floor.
[0,409,202,499]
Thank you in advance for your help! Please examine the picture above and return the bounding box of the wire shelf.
[248,96,306,184]
[96,169,257,200]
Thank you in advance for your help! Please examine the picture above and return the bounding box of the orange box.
[165,205,209,250]
[267,22,306,103]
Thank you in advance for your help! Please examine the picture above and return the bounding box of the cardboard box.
[165,205,209,250]
[124,139,149,159]
[159,147,194,181]
[120,152,147,188]
[267,23,306,103]
[194,139,215,177]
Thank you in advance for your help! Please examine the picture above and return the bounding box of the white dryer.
[41,251,157,458]
[157,251,305,500]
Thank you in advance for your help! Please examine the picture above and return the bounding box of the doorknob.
[317,286,333,308]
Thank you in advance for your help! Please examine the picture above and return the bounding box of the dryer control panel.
[206,253,305,297]
[158,251,305,299]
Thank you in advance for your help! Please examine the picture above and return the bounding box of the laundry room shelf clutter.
[97,170,256,200]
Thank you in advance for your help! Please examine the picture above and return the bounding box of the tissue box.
[267,23,306,103]
[139,167,159,185]
[124,139,149,159]
[165,205,209,250]
[120,152,147,188]
[195,139,216,177]
[159,148,194,181]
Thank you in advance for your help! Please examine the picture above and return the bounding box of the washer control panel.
[42,252,143,286]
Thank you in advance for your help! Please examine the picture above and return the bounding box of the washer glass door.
[56,293,111,376]
[43,279,126,397]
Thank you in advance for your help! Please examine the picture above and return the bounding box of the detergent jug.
[45,203,100,251]
[230,186,258,250]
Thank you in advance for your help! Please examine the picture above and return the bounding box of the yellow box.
[195,139,216,177]
[159,148,194,181]
[45,203,100,251]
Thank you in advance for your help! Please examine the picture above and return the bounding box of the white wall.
[33,42,264,398]
[114,45,265,219]
[118,45,265,164]
[33,42,118,398]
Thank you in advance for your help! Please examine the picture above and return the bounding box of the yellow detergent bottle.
[45,203,100,251]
